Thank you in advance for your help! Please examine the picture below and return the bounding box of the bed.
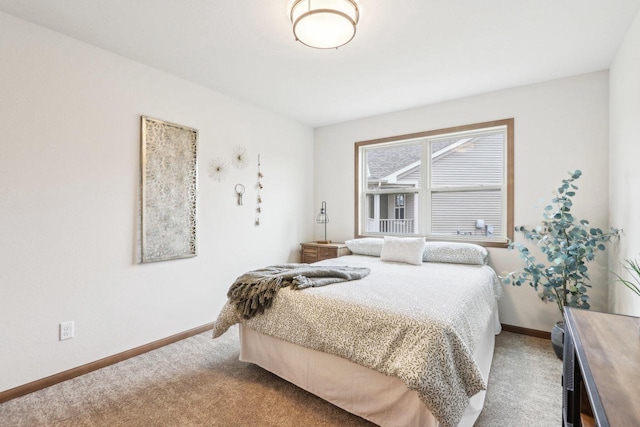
[213,240,502,427]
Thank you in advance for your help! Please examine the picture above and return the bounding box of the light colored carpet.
[0,327,561,426]
[475,332,562,426]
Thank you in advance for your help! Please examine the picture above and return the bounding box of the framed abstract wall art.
[140,116,198,263]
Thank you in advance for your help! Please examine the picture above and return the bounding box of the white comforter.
[212,255,502,427]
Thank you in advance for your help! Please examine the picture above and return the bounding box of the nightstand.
[300,242,351,263]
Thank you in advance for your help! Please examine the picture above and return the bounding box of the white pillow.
[422,241,488,265]
[345,237,384,257]
[380,236,425,266]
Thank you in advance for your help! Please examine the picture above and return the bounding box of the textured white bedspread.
[212,255,502,427]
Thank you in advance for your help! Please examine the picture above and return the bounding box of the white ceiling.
[1,0,639,127]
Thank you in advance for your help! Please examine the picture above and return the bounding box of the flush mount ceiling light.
[290,0,360,49]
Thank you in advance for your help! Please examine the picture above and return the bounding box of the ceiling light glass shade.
[290,0,359,49]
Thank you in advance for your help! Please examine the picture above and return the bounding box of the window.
[395,194,405,219]
[355,119,513,247]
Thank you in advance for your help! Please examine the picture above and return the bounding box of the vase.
[550,321,564,360]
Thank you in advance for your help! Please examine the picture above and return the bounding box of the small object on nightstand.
[300,242,351,263]
[316,201,330,243]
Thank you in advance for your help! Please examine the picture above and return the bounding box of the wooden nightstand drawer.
[300,242,350,263]
[317,247,334,260]
[302,247,318,263]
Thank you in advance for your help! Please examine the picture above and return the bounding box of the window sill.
[355,233,509,249]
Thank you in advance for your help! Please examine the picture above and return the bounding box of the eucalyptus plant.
[503,170,620,317]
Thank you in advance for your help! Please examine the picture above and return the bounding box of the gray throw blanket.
[227,263,370,319]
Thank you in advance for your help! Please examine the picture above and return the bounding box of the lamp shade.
[316,201,330,243]
[316,201,329,224]
[290,0,359,49]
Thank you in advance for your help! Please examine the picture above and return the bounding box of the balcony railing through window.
[366,218,415,234]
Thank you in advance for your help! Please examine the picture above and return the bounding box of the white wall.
[314,71,611,332]
[0,12,314,392]
[609,9,640,316]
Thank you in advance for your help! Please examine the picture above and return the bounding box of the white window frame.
[354,119,514,248]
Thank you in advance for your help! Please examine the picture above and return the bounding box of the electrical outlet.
[60,321,74,341]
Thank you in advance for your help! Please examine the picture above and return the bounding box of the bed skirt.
[239,309,501,427]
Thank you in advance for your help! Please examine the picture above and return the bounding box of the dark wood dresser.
[563,307,640,427]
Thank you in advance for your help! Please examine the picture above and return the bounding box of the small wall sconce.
[316,201,330,244]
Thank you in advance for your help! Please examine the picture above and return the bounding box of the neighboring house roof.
[367,144,420,180]
[366,139,462,182]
